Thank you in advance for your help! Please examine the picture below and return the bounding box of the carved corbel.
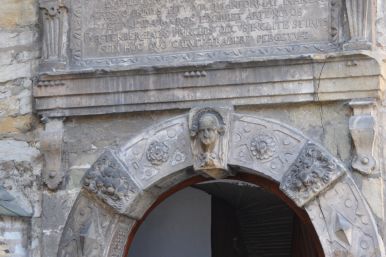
[40,118,64,190]
[349,99,376,175]
[188,106,233,179]
[39,0,68,69]
[343,0,376,50]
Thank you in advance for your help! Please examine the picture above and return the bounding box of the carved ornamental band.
[280,142,346,207]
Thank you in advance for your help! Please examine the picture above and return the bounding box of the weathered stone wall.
[0,0,42,256]
[377,0,386,49]
[0,0,386,256]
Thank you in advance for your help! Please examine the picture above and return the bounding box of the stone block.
[0,116,34,134]
[0,30,37,49]
[0,160,42,218]
[0,140,39,162]
[0,0,37,29]
[0,217,29,257]
[41,190,79,256]
[0,62,35,83]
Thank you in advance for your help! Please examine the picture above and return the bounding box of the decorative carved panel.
[82,150,140,214]
[57,193,119,257]
[316,177,385,256]
[229,114,307,181]
[119,116,193,190]
[280,142,346,207]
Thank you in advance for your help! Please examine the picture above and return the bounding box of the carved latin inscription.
[280,142,346,206]
[70,0,334,66]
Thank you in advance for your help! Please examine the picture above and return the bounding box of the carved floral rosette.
[146,141,169,166]
[82,150,139,213]
[249,132,277,161]
[280,142,346,207]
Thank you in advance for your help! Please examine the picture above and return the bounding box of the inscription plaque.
[70,0,337,67]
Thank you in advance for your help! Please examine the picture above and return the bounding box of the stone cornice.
[34,53,384,118]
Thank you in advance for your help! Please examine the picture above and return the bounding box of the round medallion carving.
[249,133,277,161]
[146,141,169,166]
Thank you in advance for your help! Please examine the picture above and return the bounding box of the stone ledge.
[34,54,384,117]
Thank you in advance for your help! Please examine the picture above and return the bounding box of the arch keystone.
[188,106,233,179]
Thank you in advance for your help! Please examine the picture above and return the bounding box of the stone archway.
[57,107,385,257]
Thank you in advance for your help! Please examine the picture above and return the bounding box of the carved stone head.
[197,112,225,152]
[189,107,232,178]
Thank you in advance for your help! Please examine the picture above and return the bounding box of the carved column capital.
[39,0,60,16]
[343,0,376,50]
[349,98,377,175]
[39,0,68,70]
[40,118,64,190]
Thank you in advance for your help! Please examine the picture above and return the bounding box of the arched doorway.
[127,177,324,257]
[57,107,385,257]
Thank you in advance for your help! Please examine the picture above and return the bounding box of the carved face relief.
[189,107,232,178]
[198,114,220,150]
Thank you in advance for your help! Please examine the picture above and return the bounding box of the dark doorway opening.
[196,180,320,257]
[126,176,323,257]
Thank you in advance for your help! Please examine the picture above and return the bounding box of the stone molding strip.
[34,56,383,118]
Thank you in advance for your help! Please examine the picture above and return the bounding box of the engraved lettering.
[73,0,332,60]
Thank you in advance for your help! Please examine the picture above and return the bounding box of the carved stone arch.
[57,108,385,257]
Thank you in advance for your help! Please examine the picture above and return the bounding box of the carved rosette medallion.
[280,143,346,207]
[82,150,139,213]
[189,107,233,178]
[146,141,169,166]
[249,133,277,161]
